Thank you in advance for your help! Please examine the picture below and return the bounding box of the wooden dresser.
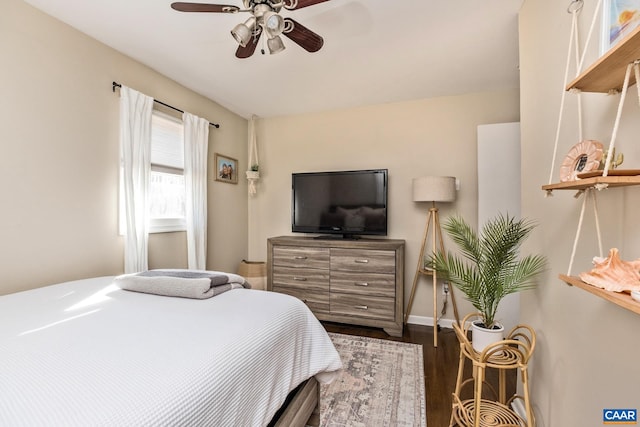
[267,236,405,337]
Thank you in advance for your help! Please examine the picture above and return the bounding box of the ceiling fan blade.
[170,2,240,13]
[282,19,324,53]
[236,31,262,59]
[284,0,331,10]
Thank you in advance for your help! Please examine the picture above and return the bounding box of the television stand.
[267,236,405,337]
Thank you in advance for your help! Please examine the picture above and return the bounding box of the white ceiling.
[23,0,523,119]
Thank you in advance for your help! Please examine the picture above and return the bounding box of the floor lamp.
[404,176,460,347]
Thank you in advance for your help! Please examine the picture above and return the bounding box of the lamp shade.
[412,176,456,202]
[231,17,256,47]
[263,11,285,36]
[267,35,285,54]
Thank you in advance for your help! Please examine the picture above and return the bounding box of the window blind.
[151,111,184,170]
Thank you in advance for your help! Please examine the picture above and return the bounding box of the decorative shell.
[579,248,640,292]
[559,140,604,182]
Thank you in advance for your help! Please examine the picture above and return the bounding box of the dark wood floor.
[322,321,513,427]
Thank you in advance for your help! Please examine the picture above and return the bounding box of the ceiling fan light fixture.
[171,1,327,58]
[263,11,285,36]
[231,16,257,47]
[267,35,286,54]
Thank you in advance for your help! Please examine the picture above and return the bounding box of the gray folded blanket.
[114,269,250,299]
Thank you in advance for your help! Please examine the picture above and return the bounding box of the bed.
[0,274,342,426]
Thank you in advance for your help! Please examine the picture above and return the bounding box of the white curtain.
[120,86,153,273]
[183,112,209,270]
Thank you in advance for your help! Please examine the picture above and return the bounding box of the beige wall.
[0,0,248,294]
[248,90,520,320]
[520,1,640,425]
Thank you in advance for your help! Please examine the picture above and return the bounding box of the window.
[149,111,185,233]
[119,111,186,234]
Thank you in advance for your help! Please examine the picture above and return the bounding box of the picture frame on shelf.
[600,0,640,55]
[559,140,604,182]
[214,153,238,184]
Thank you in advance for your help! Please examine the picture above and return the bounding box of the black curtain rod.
[112,82,220,129]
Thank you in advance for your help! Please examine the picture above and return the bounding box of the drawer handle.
[354,259,369,264]
[354,282,369,287]
[294,256,308,260]
[293,277,308,281]
[354,305,369,310]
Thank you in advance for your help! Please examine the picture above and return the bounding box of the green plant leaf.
[431,213,547,328]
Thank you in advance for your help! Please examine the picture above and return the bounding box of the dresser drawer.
[330,248,395,274]
[273,247,330,269]
[330,271,395,298]
[268,236,405,337]
[272,266,329,291]
[273,285,330,314]
[330,293,394,320]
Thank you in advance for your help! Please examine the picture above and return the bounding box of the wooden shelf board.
[542,175,640,191]
[559,274,640,315]
[567,25,640,93]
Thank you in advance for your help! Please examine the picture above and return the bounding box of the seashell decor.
[579,248,640,292]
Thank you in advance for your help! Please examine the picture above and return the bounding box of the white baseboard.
[406,314,455,329]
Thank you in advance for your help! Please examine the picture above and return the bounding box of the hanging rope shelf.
[542,0,640,278]
[543,1,640,197]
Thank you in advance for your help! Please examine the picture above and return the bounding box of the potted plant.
[246,164,259,180]
[245,164,260,195]
[432,213,547,352]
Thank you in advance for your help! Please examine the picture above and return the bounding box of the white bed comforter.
[0,276,342,426]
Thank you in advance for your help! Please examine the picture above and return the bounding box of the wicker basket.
[237,260,266,291]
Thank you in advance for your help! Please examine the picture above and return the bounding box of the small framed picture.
[601,0,640,55]
[214,153,238,184]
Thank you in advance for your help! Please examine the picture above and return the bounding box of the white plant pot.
[471,321,505,353]
[246,170,260,180]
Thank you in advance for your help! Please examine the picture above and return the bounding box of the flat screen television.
[291,169,388,238]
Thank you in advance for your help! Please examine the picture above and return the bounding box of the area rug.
[320,333,426,427]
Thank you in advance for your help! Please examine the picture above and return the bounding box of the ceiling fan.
[170,0,330,58]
